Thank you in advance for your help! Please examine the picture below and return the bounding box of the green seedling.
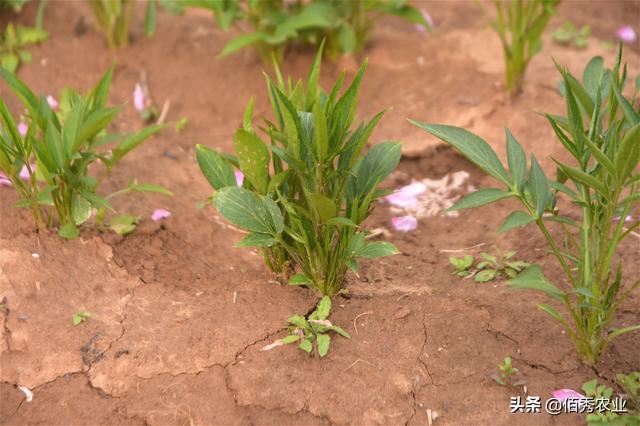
[204,0,430,64]
[0,66,172,239]
[449,255,474,277]
[411,47,640,365]
[89,0,183,49]
[283,296,350,357]
[475,249,529,282]
[175,117,188,133]
[492,356,526,388]
[582,373,640,425]
[196,44,400,297]
[0,23,48,73]
[552,21,591,48]
[487,0,559,95]
[72,310,92,326]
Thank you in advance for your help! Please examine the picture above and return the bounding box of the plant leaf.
[195,144,237,190]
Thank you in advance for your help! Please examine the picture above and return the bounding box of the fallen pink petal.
[616,25,637,43]
[384,182,426,208]
[235,170,244,187]
[17,122,28,137]
[133,83,145,112]
[552,389,587,401]
[46,95,58,110]
[151,208,171,221]
[391,215,418,232]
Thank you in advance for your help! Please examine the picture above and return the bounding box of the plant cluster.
[488,0,559,95]
[491,356,526,388]
[412,48,640,365]
[552,21,591,48]
[582,373,640,425]
[207,0,430,63]
[196,45,400,298]
[0,23,47,73]
[449,248,529,282]
[72,310,92,326]
[0,67,171,238]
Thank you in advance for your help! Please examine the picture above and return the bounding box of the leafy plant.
[449,255,474,277]
[475,249,529,282]
[72,310,92,326]
[410,48,640,365]
[552,21,591,48]
[207,0,430,63]
[196,45,400,297]
[0,66,171,239]
[89,0,184,49]
[282,296,350,357]
[1,23,48,73]
[488,0,559,95]
[492,356,526,388]
[582,373,640,425]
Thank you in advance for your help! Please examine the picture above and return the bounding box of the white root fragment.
[18,385,33,402]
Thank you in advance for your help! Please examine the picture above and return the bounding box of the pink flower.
[46,96,58,110]
[19,164,32,181]
[552,389,587,402]
[616,25,637,43]
[0,172,11,187]
[151,208,171,221]
[415,9,433,33]
[235,170,244,187]
[391,215,418,232]
[384,182,426,208]
[133,84,145,112]
[17,122,28,137]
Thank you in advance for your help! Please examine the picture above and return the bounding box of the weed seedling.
[283,296,350,357]
[0,23,48,72]
[487,0,559,95]
[552,21,591,48]
[0,67,171,238]
[475,249,529,282]
[411,48,640,365]
[492,356,526,388]
[196,45,400,297]
[581,373,640,424]
[449,255,474,277]
[72,311,92,326]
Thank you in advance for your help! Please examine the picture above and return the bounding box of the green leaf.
[212,187,280,234]
[447,188,512,211]
[113,124,164,162]
[59,222,79,239]
[505,129,526,192]
[314,296,331,320]
[338,24,356,53]
[220,32,268,56]
[410,121,510,185]
[289,274,312,286]
[109,214,139,236]
[0,67,39,114]
[475,269,497,282]
[299,338,313,353]
[325,217,357,227]
[235,232,278,248]
[72,194,92,225]
[507,266,566,301]
[615,124,640,183]
[243,97,254,132]
[195,144,237,190]
[555,162,609,198]
[357,241,399,258]
[307,193,336,222]
[127,180,173,196]
[233,129,270,194]
[498,211,535,234]
[348,142,402,201]
[144,0,157,37]
[529,155,549,218]
[316,333,330,357]
[281,334,301,344]
[1,53,19,73]
[328,325,351,339]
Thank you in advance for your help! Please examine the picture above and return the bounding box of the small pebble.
[18,314,29,321]
[31,253,39,258]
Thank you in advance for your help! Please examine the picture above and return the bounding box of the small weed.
[0,23,48,73]
[449,255,474,277]
[552,21,591,48]
[72,311,92,326]
[475,249,530,282]
[581,373,639,424]
[492,356,526,388]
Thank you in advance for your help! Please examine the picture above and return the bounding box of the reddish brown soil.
[1,1,639,425]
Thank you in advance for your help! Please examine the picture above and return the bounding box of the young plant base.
[196,45,400,297]
[411,48,640,365]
